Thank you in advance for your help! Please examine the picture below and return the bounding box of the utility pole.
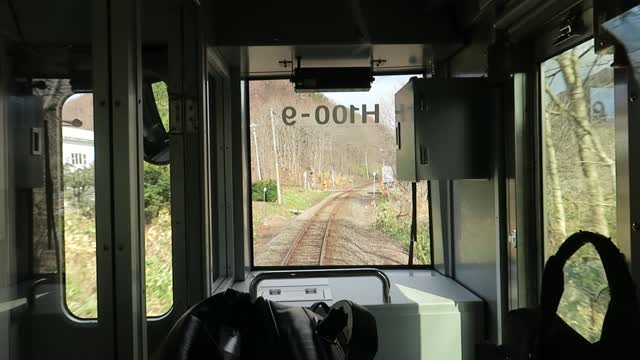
[251,123,262,180]
[365,151,369,179]
[373,171,377,206]
[270,109,282,204]
[331,169,336,190]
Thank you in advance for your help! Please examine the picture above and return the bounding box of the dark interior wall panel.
[0,37,14,360]
[211,0,462,45]
[1,0,167,46]
[451,179,499,342]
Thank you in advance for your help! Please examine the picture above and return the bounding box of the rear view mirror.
[143,82,170,165]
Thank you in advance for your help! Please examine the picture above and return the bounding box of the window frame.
[528,6,599,291]
[58,84,177,321]
[245,72,434,270]
[531,8,640,303]
[206,49,237,292]
[144,81,175,320]
[536,37,621,342]
[57,91,100,322]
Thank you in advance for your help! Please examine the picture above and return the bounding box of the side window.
[541,39,615,342]
[61,93,98,319]
[144,82,173,317]
[60,81,173,318]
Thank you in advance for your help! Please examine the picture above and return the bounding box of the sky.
[542,39,615,120]
[322,74,417,110]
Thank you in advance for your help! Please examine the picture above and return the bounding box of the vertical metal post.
[231,71,251,280]
[169,0,207,310]
[168,0,188,314]
[108,0,146,358]
[185,1,207,305]
[0,37,12,360]
[493,85,509,344]
[409,182,417,265]
[221,71,234,280]
[430,180,454,276]
[629,71,640,290]
[93,0,116,359]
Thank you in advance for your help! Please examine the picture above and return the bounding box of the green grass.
[64,210,173,318]
[64,210,98,318]
[144,210,173,317]
[375,193,431,265]
[252,186,332,246]
[282,186,331,210]
[252,186,330,225]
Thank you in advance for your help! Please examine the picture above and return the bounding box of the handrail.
[249,268,392,304]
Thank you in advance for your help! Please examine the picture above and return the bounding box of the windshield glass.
[249,75,431,267]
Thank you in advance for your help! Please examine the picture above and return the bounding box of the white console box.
[367,271,483,360]
[239,270,484,360]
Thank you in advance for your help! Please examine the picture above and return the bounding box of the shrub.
[143,162,171,223]
[64,163,96,218]
[252,180,278,202]
[375,200,431,265]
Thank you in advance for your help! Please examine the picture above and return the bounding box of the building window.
[541,39,615,343]
[249,76,431,267]
[70,153,87,165]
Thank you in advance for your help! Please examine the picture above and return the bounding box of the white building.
[62,127,94,170]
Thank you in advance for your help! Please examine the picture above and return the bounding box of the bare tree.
[555,48,610,237]
[543,108,568,246]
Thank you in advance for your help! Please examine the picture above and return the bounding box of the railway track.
[281,191,352,266]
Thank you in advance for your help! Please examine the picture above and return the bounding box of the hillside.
[249,80,396,187]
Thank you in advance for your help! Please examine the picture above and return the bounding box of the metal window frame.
[109,0,147,356]
[430,180,455,276]
[244,73,435,270]
[206,47,237,290]
[530,3,640,296]
[511,71,543,308]
[614,66,640,289]
[526,6,602,295]
[93,0,120,358]
[0,2,132,359]
[533,31,640,294]
[92,0,147,358]
[167,0,212,322]
[0,36,13,360]
[231,71,252,280]
[3,0,169,358]
[427,180,435,266]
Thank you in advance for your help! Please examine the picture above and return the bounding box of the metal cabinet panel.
[395,79,418,181]
[8,96,44,189]
[395,77,493,181]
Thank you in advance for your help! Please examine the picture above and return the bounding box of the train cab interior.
[2,0,640,359]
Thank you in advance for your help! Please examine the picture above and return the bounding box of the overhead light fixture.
[290,57,374,93]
